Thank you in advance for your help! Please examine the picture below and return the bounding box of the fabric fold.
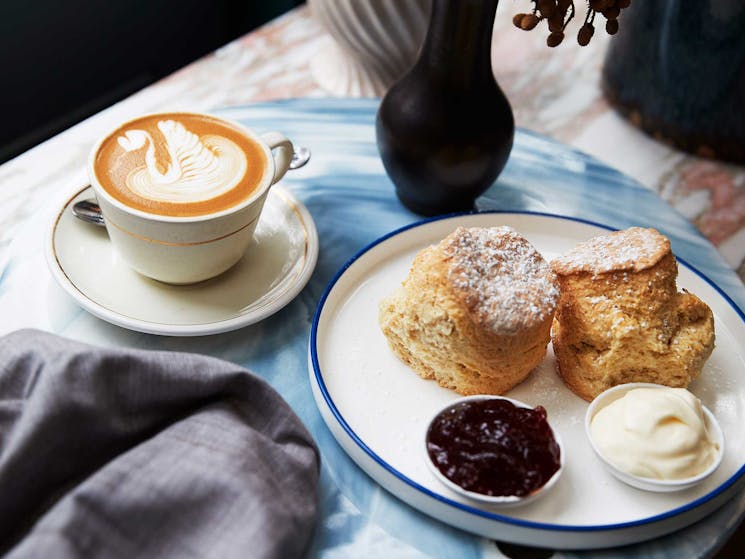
[0,329,319,559]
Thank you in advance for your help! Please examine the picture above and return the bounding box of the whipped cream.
[590,387,719,480]
[117,119,248,203]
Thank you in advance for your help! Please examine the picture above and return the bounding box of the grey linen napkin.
[0,329,320,559]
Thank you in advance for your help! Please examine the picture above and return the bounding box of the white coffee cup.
[87,112,293,284]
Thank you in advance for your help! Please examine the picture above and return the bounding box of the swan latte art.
[93,113,268,217]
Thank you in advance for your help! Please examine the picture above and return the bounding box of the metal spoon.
[72,199,105,226]
[72,146,311,227]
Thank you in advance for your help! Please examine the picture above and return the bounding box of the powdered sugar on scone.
[443,226,559,335]
[552,227,670,276]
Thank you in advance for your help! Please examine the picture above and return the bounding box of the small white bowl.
[585,383,724,493]
[424,395,564,507]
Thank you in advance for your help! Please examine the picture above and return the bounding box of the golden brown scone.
[551,227,715,401]
[378,226,559,395]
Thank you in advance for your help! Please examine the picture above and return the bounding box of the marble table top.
[5,94,744,559]
[1,4,744,559]
[1,5,743,286]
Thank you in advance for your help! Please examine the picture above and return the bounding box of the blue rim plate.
[308,210,745,550]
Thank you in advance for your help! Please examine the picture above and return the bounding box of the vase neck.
[419,0,499,84]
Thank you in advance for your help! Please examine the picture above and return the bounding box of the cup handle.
[261,131,294,185]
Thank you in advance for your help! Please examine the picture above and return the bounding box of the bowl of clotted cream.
[585,383,724,492]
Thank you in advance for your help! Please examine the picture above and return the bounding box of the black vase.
[375,0,514,216]
[602,1,745,163]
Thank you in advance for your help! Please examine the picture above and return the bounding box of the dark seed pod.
[547,31,564,47]
[521,13,541,30]
[606,18,619,34]
[513,13,527,28]
[577,22,594,45]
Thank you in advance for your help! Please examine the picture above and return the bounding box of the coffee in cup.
[92,112,268,218]
[88,112,294,284]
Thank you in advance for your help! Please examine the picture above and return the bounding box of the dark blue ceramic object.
[602,1,745,163]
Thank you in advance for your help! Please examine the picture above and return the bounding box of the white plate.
[46,185,318,336]
[309,211,745,549]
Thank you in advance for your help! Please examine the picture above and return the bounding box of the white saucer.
[46,185,318,336]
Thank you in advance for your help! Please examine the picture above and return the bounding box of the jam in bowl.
[424,395,563,506]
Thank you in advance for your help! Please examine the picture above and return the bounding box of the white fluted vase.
[309,0,431,97]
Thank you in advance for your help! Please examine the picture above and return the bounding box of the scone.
[378,226,559,395]
[551,227,715,401]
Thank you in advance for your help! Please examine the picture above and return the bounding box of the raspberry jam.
[426,398,561,497]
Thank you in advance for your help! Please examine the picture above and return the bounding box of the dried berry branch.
[513,0,631,47]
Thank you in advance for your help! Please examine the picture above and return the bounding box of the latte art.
[93,112,268,217]
[117,120,248,204]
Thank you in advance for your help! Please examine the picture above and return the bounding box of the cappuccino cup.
[88,111,293,284]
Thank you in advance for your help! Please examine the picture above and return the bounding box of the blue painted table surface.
[1,98,744,558]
